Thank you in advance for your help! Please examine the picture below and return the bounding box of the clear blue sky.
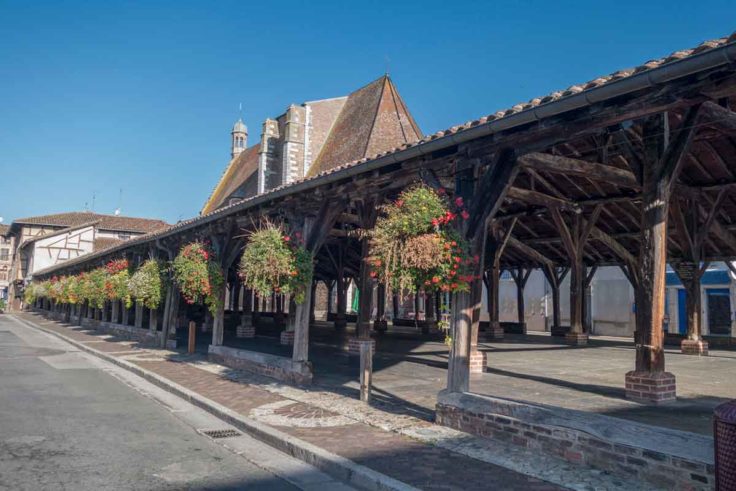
[1,1,733,225]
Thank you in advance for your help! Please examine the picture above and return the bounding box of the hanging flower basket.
[238,222,313,304]
[104,259,132,308]
[369,185,475,295]
[80,268,109,309]
[172,241,224,316]
[128,259,165,310]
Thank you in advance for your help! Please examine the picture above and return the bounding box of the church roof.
[201,143,261,215]
[308,75,422,176]
[201,75,422,214]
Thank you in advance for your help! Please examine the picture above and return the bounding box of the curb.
[14,313,418,491]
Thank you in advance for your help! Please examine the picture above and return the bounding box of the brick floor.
[22,313,563,491]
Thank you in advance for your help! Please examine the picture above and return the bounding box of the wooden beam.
[507,236,554,267]
[506,187,581,212]
[518,152,640,189]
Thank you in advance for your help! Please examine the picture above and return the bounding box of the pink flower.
[461,210,470,220]
[395,199,404,208]
[455,197,464,207]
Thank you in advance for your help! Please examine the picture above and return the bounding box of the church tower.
[231,118,248,159]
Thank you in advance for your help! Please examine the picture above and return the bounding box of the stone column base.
[280,330,294,345]
[373,320,388,333]
[237,324,255,338]
[347,337,375,355]
[334,314,347,330]
[625,371,677,404]
[681,339,708,356]
[469,349,487,373]
[484,324,504,340]
[565,332,589,346]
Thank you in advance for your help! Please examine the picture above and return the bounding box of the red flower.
[283,236,291,242]
[436,187,446,195]
[451,241,457,247]
[431,276,440,284]
[451,282,458,289]
[453,256,461,263]
[431,218,439,227]
[461,210,470,220]
[395,199,404,208]
[473,254,480,263]
[369,271,377,278]
[455,197,464,207]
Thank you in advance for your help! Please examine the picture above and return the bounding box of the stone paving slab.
[21,313,652,490]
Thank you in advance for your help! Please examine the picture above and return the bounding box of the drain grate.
[199,428,242,439]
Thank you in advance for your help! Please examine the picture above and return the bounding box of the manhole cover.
[198,428,241,439]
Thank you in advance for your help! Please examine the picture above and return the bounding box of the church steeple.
[231,118,248,159]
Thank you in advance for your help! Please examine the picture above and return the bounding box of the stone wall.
[208,344,312,385]
[436,391,714,491]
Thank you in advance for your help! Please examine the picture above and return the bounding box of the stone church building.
[201,75,422,215]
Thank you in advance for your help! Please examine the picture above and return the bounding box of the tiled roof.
[33,31,736,278]
[308,75,422,176]
[94,237,125,251]
[201,143,261,215]
[12,212,170,234]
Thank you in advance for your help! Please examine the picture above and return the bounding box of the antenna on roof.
[91,192,96,212]
[384,55,391,76]
[239,102,243,118]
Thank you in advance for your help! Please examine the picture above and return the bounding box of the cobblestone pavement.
[21,313,652,491]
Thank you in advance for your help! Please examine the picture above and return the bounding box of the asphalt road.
[0,314,348,491]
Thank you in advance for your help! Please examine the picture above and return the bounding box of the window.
[0,272,6,281]
[118,233,131,240]
[0,249,8,261]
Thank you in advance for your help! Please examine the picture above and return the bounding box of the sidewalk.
[16,312,645,491]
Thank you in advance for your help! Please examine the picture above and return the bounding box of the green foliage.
[0,298,5,312]
[238,223,313,304]
[128,259,164,310]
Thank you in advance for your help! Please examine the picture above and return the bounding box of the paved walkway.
[17,312,651,491]
[217,320,734,435]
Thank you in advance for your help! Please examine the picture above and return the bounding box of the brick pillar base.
[373,320,388,333]
[237,325,255,338]
[280,330,294,345]
[625,371,677,404]
[681,339,708,356]
[347,337,375,356]
[469,349,487,373]
[565,332,589,346]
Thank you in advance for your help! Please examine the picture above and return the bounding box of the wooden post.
[134,302,143,328]
[188,321,196,354]
[510,267,532,334]
[355,234,375,339]
[626,108,700,404]
[211,279,226,346]
[359,341,373,403]
[111,299,119,324]
[149,307,158,333]
[374,284,388,332]
[292,218,314,364]
[447,290,472,393]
